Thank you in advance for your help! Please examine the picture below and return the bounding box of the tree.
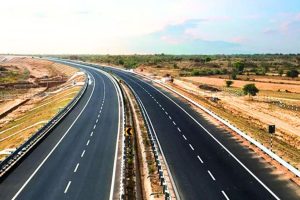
[233,61,245,74]
[225,80,234,87]
[243,84,259,97]
[205,57,212,62]
[230,69,238,80]
[286,69,299,78]
[278,69,284,76]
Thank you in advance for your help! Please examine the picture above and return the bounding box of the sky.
[0,0,300,54]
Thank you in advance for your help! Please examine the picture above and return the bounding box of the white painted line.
[165,111,168,115]
[159,104,162,107]
[162,108,165,111]
[93,125,96,129]
[11,70,96,200]
[222,191,230,200]
[136,77,281,199]
[96,119,99,123]
[86,140,90,146]
[189,144,194,151]
[90,131,93,137]
[182,135,187,140]
[197,155,204,163]
[173,121,176,125]
[81,150,86,158]
[169,116,172,120]
[64,181,72,194]
[208,170,216,181]
[74,163,79,173]
[177,127,181,132]
[98,114,100,118]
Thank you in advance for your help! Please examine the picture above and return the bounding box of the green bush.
[286,69,299,78]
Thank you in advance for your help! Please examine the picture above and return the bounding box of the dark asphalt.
[106,66,300,200]
[0,63,120,200]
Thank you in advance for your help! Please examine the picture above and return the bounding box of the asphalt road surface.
[106,66,300,200]
[0,62,121,200]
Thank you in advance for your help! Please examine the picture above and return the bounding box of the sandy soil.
[182,76,300,93]
[172,79,300,141]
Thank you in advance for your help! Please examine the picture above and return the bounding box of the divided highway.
[106,66,300,200]
[0,62,121,199]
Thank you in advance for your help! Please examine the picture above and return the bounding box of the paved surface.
[106,66,300,200]
[0,63,120,200]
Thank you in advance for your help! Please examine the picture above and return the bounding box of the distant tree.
[233,61,245,74]
[230,69,238,80]
[243,84,259,97]
[205,57,212,62]
[225,80,234,87]
[286,69,299,78]
[118,59,124,65]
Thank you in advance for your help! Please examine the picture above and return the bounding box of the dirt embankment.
[0,56,84,160]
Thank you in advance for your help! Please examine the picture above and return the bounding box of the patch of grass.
[0,86,81,158]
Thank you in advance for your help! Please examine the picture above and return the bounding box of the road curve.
[0,62,121,200]
[105,66,300,200]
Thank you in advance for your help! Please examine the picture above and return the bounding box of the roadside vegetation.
[60,54,300,79]
[0,86,81,160]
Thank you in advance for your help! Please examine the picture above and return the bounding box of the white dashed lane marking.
[64,181,71,194]
[86,140,90,146]
[74,163,79,173]
[222,191,230,200]
[182,135,187,140]
[81,150,86,158]
[173,121,176,125]
[177,127,181,132]
[90,132,93,137]
[189,144,194,151]
[197,155,204,164]
[208,170,216,181]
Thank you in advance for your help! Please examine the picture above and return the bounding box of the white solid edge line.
[135,74,280,200]
[97,70,122,200]
[64,61,122,198]
[12,70,95,200]
[208,170,216,181]
[222,190,230,200]
[64,181,72,194]
[135,94,181,199]
[114,69,280,200]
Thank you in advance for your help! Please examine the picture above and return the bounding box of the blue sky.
[0,0,299,54]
